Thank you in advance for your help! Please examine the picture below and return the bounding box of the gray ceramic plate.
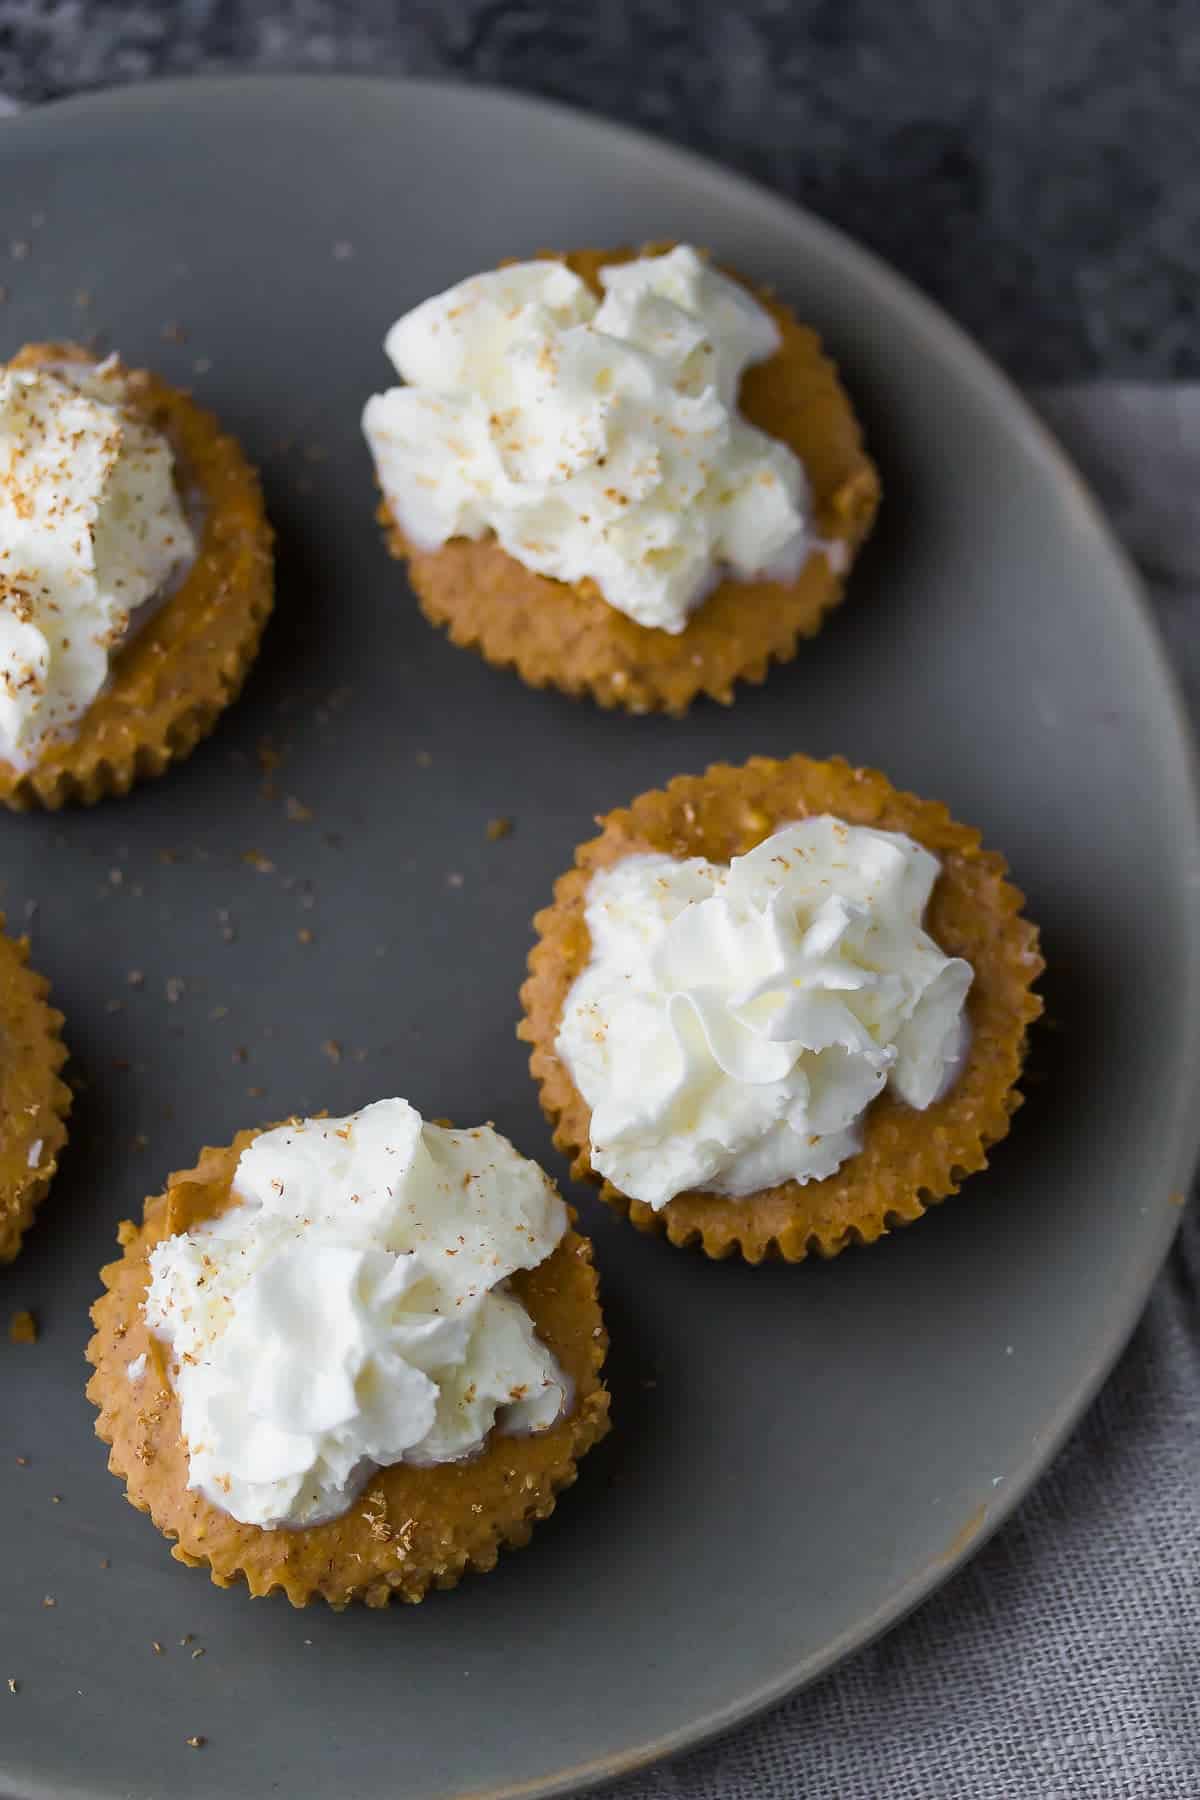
[2,75,1198,1800]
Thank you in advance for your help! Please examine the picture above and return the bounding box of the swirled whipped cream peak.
[362,245,812,631]
[557,818,974,1209]
[144,1100,570,1530]
[0,355,196,771]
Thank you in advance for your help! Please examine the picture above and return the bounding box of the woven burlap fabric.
[611,387,1200,1799]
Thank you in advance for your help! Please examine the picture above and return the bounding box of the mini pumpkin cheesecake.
[0,917,70,1263]
[363,243,878,714]
[87,1100,610,1608]
[0,343,273,809]
[520,755,1043,1263]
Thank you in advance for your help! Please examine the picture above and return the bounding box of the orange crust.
[86,1129,611,1609]
[0,917,70,1263]
[378,244,880,715]
[0,343,274,810]
[519,755,1044,1263]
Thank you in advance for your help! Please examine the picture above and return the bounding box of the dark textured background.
[0,0,1197,382]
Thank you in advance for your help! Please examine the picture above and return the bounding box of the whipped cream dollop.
[362,245,811,632]
[144,1100,570,1529]
[0,357,196,770]
[557,818,973,1208]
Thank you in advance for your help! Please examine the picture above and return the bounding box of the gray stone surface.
[0,1,1197,381]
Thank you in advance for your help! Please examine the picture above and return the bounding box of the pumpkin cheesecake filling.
[87,1100,610,1607]
[365,243,879,714]
[0,917,71,1264]
[0,343,273,809]
[520,754,1044,1263]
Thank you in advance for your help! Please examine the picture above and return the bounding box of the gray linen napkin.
[611,385,1200,1800]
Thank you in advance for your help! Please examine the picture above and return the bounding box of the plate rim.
[3,71,1200,1800]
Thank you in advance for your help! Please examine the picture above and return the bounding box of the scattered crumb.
[165,978,185,1004]
[179,1635,193,1646]
[232,1047,248,1065]
[50,1494,61,1504]
[152,1641,164,1656]
[209,1006,229,1021]
[447,872,464,889]
[185,1736,205,1750]
[7,1678,16,1694]
[132,1133,149,1152]
[285,795,313,823]
[486,816,513,841]
[415,749,433,768]
[15,1456,28,1466]
[99,1559,109,1569]
[322,1039,342,1064]
[363,1490,392,1542]
[160,322,188,344]
[127,969,144,987]
[297,928,314,945]
[191,1647,205,1660]
[8,1311,37,1345]
[158,848,178,865]
[104,998,123,1014]
[10,240,30,261]
[242,850,275,875]
[246,1086,265,1099]
[108,867,123,886]
[41,1596,55,1609]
